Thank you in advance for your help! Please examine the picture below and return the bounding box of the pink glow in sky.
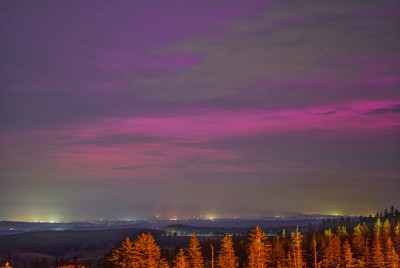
[42,99,399,142]
[0,1,399,221]
[28,100,397,181]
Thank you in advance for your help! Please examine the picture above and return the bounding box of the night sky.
[1,1,399,222]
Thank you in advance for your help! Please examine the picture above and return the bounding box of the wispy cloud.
[364,104,400,115]
[44,100,400,143]
[21,100,396,179]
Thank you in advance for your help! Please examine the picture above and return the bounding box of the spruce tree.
[383,218,392,241]
[132,233,166,268]
[174,248,188,268]
[108,233,168,268]
[280,229,289,254]
[385,237,400,268]
[247,226,271,268]
[321,229,340,268]
[337,226,348,240]
[271,236,286,268]
[352,223,369,266]
[108,237,136,268]
[289,226,305,268]
[187,234,204,268]
[311,234,319,268]
[394,222,400,256]
[342,239,355,268]
[372,218,385,267]
[217,235,238,268]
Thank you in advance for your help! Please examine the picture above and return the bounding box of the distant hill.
[0,215,342,233]
[0,228,164,256]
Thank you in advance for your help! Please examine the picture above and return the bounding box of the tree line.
[106,217,400,268]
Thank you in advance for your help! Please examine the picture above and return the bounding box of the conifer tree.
[383,218,392,241]
[394,222,400,256]
[337,226,348,241]
[332,234,341,266]
[372,218,385,267]
[311,234,319,268]
[342,239,355,268]
[247,226,271,268]
[364,240,372,267]
[385,237,400,268]
[289,226,305,268]
[281,229,289,254]
[187,234,204,268]
[108,237,136,268]
[217,236,238,268]
[132,233,168,268]
[174,248,188,268]
[1,262,11,268]
[321,229,340,268]
[272,236,287,268]
[108,233,168,268]
[352,223,369,266]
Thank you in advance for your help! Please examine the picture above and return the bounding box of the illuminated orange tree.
[372,218,385,267]
[381,218,400,267]
[395,222,400,256]
[217,235,238,268]
[321,229,340,268]
[385,237,400,267]
[393,221,400,256]
[174,248,188,268]
[352,223,369,266]
[108,237,136,268]
[271,236,286,268]
[1,262,12,268]
[108,233,168,268]
[342,239,355,268]
[187,234,204,268]
[288,226,305,268]
[247,226,271,268]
